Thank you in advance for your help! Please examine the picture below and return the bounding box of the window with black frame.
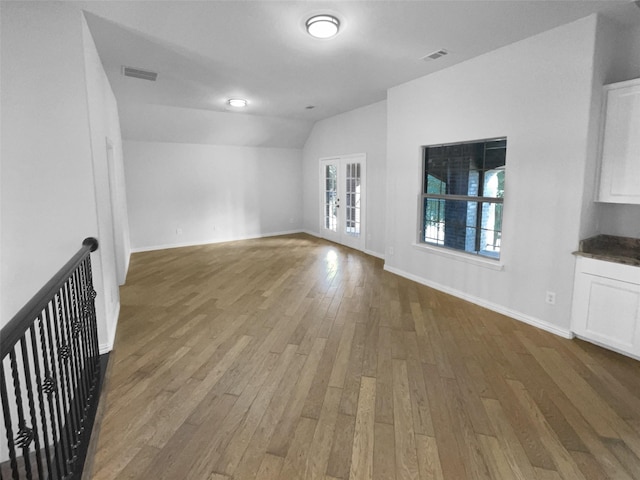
[420,138,506,259]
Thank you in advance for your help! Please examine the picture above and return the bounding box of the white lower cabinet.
[571,256,640,358]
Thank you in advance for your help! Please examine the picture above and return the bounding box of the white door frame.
[319,153,366,252]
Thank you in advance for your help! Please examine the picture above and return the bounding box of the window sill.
[411,243,505,271]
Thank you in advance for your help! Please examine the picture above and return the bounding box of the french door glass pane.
[345,163,361,237]
[325,165,337,231]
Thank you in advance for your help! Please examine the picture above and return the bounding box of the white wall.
[579,14,616,241]
[119,103,314,149]
[1,2,96,323]
[82,14,130,351]
[385,16,599,335]
[1,2,123,353]
[302,100,387,257]
[593,19,640,238]
[123,141,302,251]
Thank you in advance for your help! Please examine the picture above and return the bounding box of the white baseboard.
[122,251,131,284]
[99,301,120,354]
[574,334,640,361]
[383,264,573,339]
[301,230,385,260]
[99,342,113,355]
[131,230,304,253]
[365,249,385,260]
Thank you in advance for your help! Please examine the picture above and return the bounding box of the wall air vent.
[421,49,449,61]
[122,66,158,81]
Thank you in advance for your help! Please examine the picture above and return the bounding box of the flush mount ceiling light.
[227,98,247,108]
[306,14,340,39]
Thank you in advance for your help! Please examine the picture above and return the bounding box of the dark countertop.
[574,234,640,267]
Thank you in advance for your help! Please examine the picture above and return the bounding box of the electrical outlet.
[545,291,556,305]
[176,228,183,235]
[388,246,395,256]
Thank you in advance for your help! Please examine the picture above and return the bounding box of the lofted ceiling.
[69,0,635,148]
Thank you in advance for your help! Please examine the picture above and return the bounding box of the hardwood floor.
[89,233,640,480]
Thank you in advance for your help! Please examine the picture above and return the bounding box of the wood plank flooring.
[88,234,640,480]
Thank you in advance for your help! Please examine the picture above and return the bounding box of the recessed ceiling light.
[306,15,340,39]
[228,98,247,108]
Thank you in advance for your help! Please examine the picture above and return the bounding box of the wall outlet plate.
[545,291,556,305]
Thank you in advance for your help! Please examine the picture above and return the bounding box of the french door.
[319,154,366,251]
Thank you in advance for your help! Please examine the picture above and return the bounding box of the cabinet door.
[598,79,640,203]
[572,272,640,357]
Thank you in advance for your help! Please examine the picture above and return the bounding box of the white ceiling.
[69,0,636,148]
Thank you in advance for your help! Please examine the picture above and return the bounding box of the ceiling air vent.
[421,49,449,61]
[122,66,158,81]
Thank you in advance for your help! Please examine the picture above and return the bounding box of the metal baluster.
[76,263,95,407]
[39,306,64,480]
[9,349,33,479]
[60,280,83,454]
[30,318,54,478]
[67,273,88,428]
[1,239,101,479]
[79,260,97,403]
[19,333,45,478]
[71,274,87,424]
[0,364,19,479]
[79,264,99,414]
[61,282,82,473]
[60,279,84,444]
[54,291,79,467]
[70,266,89,411]
[82,257,100,375]
[43,303,71,478]
[85,261,100,391]
[84,259,100,393]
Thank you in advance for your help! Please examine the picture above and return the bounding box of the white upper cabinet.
[597,78,640,204]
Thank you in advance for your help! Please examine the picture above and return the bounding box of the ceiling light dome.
[306,15,340,39]
[227,98,247,108]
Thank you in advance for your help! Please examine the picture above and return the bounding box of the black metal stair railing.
[1,238,102,480]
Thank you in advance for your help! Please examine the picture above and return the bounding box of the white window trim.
[411,242,505,271]
[418,137,506,266]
